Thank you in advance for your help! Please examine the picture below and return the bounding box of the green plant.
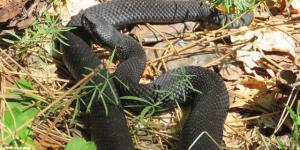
[272,101,300,150]
[1,13,71,56]
[284,101,300,149]
[212,0,253,14]
[52,0,62,5]
[0,77,39,148]
[154,67,201,105]
[74,49,121,116]
[121,95,161,128]
[65,137,96,150]
[120,67,201,129]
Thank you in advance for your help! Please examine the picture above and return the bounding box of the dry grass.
[1,1,300,150]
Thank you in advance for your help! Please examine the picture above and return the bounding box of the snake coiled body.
[61,0,253,149]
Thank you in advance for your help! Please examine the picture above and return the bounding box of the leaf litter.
[0,0,300,149]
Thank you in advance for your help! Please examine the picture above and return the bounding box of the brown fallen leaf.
[0,0,28,22]
[17,16,35,29]
[240,78,267,90]
[219,64,244,81]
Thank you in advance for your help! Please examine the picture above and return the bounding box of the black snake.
[60,0,253,149]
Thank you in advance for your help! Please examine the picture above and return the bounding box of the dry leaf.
[0,0,27,22]
[28,64,58,84]
[295,54,300,67]
[223,112,246,148]
[253,29,296,56]
[232,28,296,57]
[240,78,267,90]
[17,16,35,29]
[292,0,300,10]
[236,45,261,73]
[219,64,244,81]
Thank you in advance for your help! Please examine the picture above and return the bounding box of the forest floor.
[0,0,299,149]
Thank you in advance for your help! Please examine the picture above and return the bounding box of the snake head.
[81,13,117,48]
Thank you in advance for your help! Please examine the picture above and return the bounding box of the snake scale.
[60,0,253,149]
